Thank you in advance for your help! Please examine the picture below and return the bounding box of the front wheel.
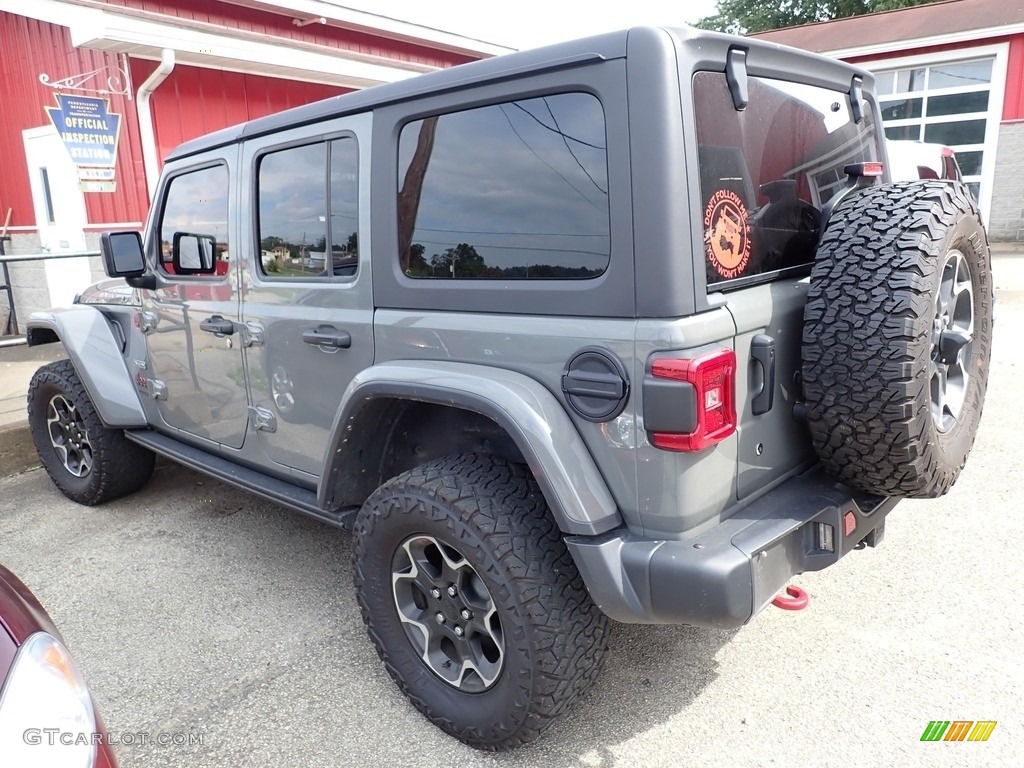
[353,454,610,750]
[27,360,154,505]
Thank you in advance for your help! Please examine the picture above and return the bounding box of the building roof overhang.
[752,0,1024,59]
[0,0,513,89]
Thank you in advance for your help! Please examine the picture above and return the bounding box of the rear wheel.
[28,360,154,504]
[802,181,993,497]
[353,454,610,750]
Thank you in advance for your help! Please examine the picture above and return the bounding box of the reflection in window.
[896,68,926,93]
[398,93,609,280]
[159,165,229,274]
[926,91,989,118]
[924,119,987,146]
[929,60,993,89]
[874,71,895,96]
[885,124,922,141]
[330,138,359,278]
[694,72,878,288]
[881,98,923,121]
[257,140,358,279]
[956,150,983,177]
[258,143,327,278]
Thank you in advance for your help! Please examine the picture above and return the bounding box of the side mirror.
[172,232,218,275]
[100,231,146,278]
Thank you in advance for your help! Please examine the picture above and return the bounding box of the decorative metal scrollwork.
[39,55,132,100]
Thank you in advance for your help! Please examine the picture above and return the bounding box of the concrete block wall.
[2,233,45,335]
[1,232,104,335]
[988,121,1024,243]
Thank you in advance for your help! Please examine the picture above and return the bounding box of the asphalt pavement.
[0,254,1022,767]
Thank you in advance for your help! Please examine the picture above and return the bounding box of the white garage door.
[874,54,998,211]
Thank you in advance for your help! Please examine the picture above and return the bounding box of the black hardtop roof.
[165,25,869,162]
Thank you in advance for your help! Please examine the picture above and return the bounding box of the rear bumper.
[565,467,898,628]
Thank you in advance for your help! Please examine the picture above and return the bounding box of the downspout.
[136,49,175,200]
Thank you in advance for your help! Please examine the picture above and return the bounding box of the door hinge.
[140,310,159,333]
[241,322,265,348]
[147,378,168,401]
[248,405,277,433]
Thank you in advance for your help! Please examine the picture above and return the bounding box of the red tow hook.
[772,584,809,611]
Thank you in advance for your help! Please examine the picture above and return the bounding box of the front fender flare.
[26,308,147,428]
[321,361,623,536]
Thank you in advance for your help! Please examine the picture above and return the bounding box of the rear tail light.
[649,348,736,452]
[844,161,884,178]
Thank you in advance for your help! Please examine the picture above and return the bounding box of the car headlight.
[0,632,97,768]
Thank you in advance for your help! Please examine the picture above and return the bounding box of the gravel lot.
[1,256,1021,768]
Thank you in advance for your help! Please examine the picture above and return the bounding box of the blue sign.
[45,94,121,168]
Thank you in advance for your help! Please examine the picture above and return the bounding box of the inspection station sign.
[45,94,122,192]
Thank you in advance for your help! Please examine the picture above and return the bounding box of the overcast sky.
[334,1,720,49]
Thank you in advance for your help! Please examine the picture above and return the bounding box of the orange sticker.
[703,189,751,280]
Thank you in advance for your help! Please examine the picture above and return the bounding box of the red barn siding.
[129,59,347,165]
[1005,35,1024,120]
[0,12,149,228]
[100,0,477,68]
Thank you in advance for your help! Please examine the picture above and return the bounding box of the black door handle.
[200,315,235,335]
[751,334,775,416]
[302,325,352,349]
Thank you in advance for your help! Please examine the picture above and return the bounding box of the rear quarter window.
[694,72,880,289]
[397,92,610,280]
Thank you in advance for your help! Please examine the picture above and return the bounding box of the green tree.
[405,243,428,276]
[430,243,486,277]
[696,0,943,35]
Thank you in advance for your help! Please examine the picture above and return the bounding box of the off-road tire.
[353,453,610,750]
[803,180,992,498]
[27,360,155,504]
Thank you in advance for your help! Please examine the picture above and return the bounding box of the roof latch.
[726,48,749,112]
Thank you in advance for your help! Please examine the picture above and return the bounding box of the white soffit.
[0,0,470,88]
[218,0,513,57]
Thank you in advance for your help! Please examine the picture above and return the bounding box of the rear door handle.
[751,334,775,415]
[199,315,236,335]
[302,325,352,349]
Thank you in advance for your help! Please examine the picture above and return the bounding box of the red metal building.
[0,0,506,323]
[754,0,1024,242]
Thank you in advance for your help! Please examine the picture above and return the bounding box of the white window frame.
[862,43,1009,223]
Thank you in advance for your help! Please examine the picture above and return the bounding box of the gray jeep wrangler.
[26,27,991,750]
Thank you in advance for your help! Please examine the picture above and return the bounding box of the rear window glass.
[694,72,879,289]
[397,92,610,280]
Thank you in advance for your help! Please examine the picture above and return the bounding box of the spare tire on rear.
[802,180,993,498]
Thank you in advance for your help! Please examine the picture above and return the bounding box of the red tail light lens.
[844,161,884,178]
[650,348,737,452]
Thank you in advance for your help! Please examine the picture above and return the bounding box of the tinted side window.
[257,139,358,280]
[257,143,328,279]
[159,165,229,276]
[330,138,359,278]
[694,73,879,289]
[398,92,609,280]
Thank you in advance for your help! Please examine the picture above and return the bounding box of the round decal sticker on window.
[703,189,751,280]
